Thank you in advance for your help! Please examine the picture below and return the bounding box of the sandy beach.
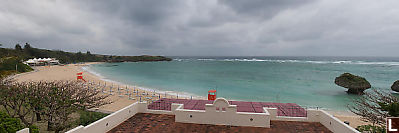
[13,62,369,128]
[14,62,183,112]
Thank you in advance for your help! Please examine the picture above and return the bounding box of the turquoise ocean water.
[87,56,399,111]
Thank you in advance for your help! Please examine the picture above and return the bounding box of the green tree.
[356,125,386,133]
[0,78,35,127]
[76,51,83,62]
[2,43,171,63]
[0,110,39,133]
[33,81,110,133]
[379,102,399,117]
[15,44,23,52]
[349,89,398,126]
[77,111,109,126]
[23,43,31,49]
[0,77,110,133]
[23,43,33,56]
[0,111,24,133]
[0,57,33,73]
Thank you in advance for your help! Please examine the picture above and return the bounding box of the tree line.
[0,43,172,64]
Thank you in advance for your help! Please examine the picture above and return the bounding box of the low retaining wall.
[267,108,359,133]
[66,98,359,133]
[66,102,141,133]
[16,128,29,133]
[319,110,359,133]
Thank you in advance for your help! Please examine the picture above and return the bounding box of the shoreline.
[13,62,369,128]
[81,62,207,100]
[14,62,182,112]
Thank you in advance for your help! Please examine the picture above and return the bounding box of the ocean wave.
[174,58,399,66]
[174,58,191,61]
[197,59,216,61]
[354,61,399,66]
[81,66,106,79]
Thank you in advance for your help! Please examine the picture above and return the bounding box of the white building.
[24,58,60,66]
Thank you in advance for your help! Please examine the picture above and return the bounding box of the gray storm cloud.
[0,0,399,56]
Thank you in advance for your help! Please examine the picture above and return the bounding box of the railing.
[147,98,311,117]
[147,98,189,111]
[262,105,307,117]
[84,80,166,103]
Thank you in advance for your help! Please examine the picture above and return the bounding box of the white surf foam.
[186,58,399,66]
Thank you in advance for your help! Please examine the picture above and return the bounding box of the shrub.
[0,111,24,133]
[77,111,109,126]
[28,125,39,133]
[0,57,33,73]
[356,124,386,133]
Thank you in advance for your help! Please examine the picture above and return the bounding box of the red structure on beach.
[76,72,86,82]
[208,90,216,100]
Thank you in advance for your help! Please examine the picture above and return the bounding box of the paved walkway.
[108,113,332,133]
[148,98,307,117]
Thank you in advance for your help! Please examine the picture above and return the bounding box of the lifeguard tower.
[77,72,86,82]
[208,90,216,100]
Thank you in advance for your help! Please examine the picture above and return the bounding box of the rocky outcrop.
[392,80,399,92]
[335,73,371,95]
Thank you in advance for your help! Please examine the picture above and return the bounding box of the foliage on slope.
[0,43,172,64]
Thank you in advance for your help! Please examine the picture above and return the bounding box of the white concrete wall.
[174,98,270,128]
[267,108,359,133]
[318,110,360,133]
[66,102,140,133]
[16,128,29,133]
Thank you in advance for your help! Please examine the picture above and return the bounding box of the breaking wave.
[175,58,399,66]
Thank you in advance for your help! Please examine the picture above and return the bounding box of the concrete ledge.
[16,128,29,133]
[67,102,140,133]
[175,98,270,128]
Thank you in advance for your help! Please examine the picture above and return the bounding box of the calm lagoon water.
[87,56,399,111]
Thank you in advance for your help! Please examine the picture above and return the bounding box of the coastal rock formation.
[392,80,399,92]
[334,73,371,95]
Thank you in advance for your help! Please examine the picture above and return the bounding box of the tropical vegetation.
[0,77,110,133]
[0,43,172,64]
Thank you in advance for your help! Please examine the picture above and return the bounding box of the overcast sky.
[1,0,399,56]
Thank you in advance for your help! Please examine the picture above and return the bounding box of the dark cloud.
[218,0,314,19]
[1,0,399,56]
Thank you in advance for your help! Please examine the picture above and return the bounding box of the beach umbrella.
[334,73,371,94]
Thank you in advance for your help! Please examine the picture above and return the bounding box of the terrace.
[108,113,332,133]
[66,98,360,133]
[148,98,307,117]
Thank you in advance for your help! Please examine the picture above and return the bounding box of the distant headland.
[0,43,172,64]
